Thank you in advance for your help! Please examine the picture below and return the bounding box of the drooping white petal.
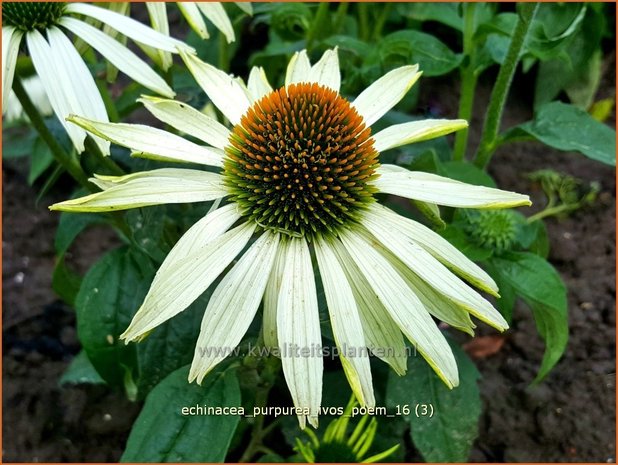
[196,2,235,43]
[144,2,173,71]
[315,238,375,408]
[361,214,508,331]
[374,164,532,208]
[373,119,468,152]
[121,221,256,342]
[277,239,323,428]
[190,231,280,383]
[49,168,226,212]
[365,204,498,295]
[328,238,408,376]
[339,229,459,388]
[247,66,273,103]
[66,3,194,53]
[285,50,311,87]
[308,48,340,92]
[180,50,251,125]
[352,65,421,127]
[68,115,224,167]
[46,27,110,155]
[235,2,253,15]
[386,252,476,335]
[139,96,231,150]
[60,18,174,99]
[263,242,287,349]
[2,26,23,114]
[26,30,87,152]
[177,2,209,39]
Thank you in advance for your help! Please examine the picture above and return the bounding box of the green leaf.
[386,341,481,462]
[55,210,105,255]
[503,101,616,166]
[28,137,54,185]
[52,254,82,306]
[379,30,462,77]
[437,160,497,187]
[121,365,241,463]
[486,252,568,382]
[135,291,213,395]
[75,247,151,386]
[60,350,106,386]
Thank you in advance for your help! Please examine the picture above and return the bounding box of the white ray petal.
[66,3,194,53]
[339,229,459,388]
[144,2,173,70]
[373,119,468,152]
[285,50,311,87]
[361,214,508,331]
[139,96,231,150]
[366,204,498,295]
[235,2,253,15]
[352,65,421,127]
[247,66,273,103]
[60,18,174,98]
[68,115,224,167]
[374,164,532,208]
[309,48,340,92]
[122,221,256,341]
[26,30,87,152]
[196,2,235,43]
[177,2,209,39]
[315,238,375,408]
[190,231,280,383]
[2,26,23,114]
[49,169,226,212]
[277,239,323,428]
[263,242,287,350]
[180,50,251,125]
[47,27,110,155]
[328,238,408,376]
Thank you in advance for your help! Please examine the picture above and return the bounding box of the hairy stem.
[474,3,538,169]
[453,3,478,161]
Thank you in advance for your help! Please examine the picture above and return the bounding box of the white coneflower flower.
[51,49,530,428]
[146,2,252,49]
[2,2,194,154]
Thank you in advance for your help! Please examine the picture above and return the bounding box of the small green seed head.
[465,210,518,253]
[223,82,379,240]
[3,2,67,32]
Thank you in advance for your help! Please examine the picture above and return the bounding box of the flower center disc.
[223,82,379,239]
[3,2,67,32]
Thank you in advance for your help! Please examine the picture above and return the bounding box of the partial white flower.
[1,2,195,154]
[145,2,252,70]
[51,49,531,428]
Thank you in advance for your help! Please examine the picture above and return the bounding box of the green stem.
[332,2,349,35]
[239,386,271,463]
[12,76,91,190]
[306,2,330,52]
[453,3,478,161]
[474,3,538,169]
[526,204,573,223]
[95,79,119,123]
[372,3,392,41]
[83,137,125,176]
